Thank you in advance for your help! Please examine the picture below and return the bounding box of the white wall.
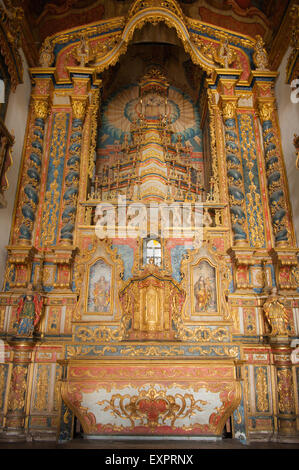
[275,46,299,245]
[0,49,31,288]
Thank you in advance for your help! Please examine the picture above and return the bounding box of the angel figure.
[16,284,43,337]
[253,35,269,71]
[263,289,289,337]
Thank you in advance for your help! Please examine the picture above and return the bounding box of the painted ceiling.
[8,0,293,67]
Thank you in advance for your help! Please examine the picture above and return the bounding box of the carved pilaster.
[59,94,88,245]
[220,95,248,246]
[271,340,298,439]
[261,291,299,440]
[256,96,291,247]
[18,94,51,245]
[269,248,299,293]
[0,340,37,442]
[5,245,37,290]
[42,246,78,292]
[228,247,255,292]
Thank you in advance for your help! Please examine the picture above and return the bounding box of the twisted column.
[221,98,248,245]
[19,96,49,244]
[258,101,289,245]
[59,95,87,244]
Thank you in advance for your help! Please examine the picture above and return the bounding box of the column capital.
[256,98,276,123]
[70,95,89,121]
[219,96,238,120]
[31,95,51,121]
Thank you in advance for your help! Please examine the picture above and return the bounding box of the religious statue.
[15,284,43,337]
[263,289,289,337]
[144,256,160,275]
[93,275,110,312]
[194,275,211,312]
[253,35,269,71]
[143,285,159,331]
[213,38,237,68]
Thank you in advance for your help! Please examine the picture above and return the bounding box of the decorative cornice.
[31,95,51,121]
[70,95,89,121]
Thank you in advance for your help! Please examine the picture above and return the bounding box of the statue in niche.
[263,289,289,337]
[93,275,110,312]
[193,260,217,314]
[15,284,43,337]
[194,275,212,312]
[143,284,160,331]
[87,258,111,313]
[138,259,164,332]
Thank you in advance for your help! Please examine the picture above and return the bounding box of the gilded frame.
[84,256,114,316]
[190,257,220,317]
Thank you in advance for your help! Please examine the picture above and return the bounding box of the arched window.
[144,238,162,266]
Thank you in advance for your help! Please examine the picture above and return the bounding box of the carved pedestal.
[0,339,37,442]
[59,359,242,438]
[270,337,299,442]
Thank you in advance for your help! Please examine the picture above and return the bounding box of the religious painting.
[86,258,112,314]
[191,260,218,315]
[96,82,203,173]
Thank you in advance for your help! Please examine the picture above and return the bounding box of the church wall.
[0,50,31,288]
[276,46,299,244]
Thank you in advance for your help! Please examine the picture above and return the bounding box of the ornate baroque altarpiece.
[0,0,299,443]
